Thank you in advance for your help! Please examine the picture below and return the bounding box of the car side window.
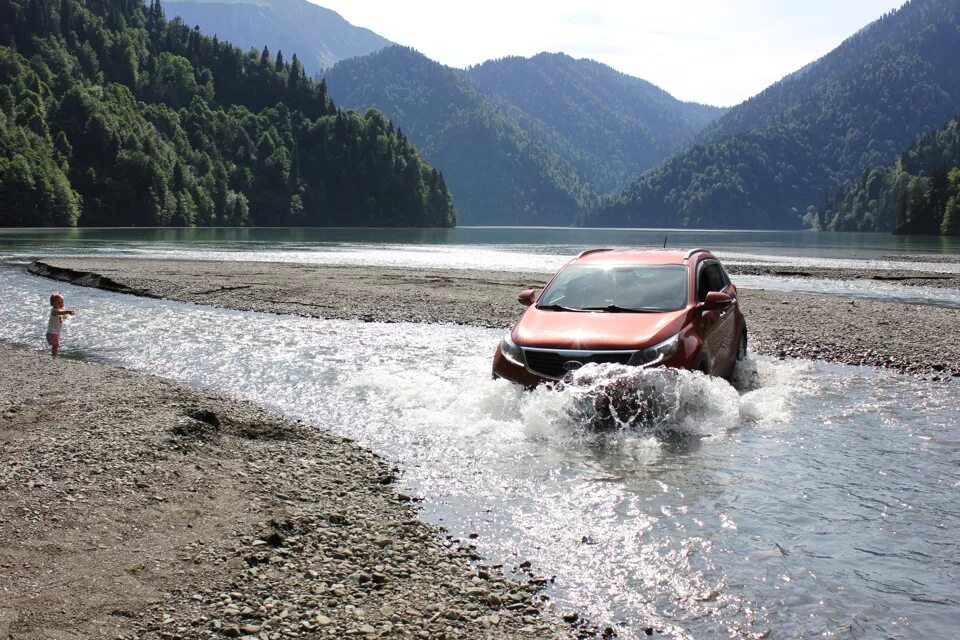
[698,263,726,301]
[719,265,731,288]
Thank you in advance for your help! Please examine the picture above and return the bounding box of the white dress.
[47,310,61,335]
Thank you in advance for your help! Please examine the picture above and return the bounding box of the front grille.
[522,349,634,380]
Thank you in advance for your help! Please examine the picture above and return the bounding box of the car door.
[696,260,738,373]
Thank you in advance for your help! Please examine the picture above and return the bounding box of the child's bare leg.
[51,343,59,357]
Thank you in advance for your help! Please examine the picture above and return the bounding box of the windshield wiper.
[536,303,584,312]
[580,305,660,313]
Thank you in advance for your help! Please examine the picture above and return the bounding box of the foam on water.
[2,266,959,639]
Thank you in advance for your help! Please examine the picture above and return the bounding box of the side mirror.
[517,289,537,306]
[702,291,734,311]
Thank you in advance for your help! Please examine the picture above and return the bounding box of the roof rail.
[684,247,710,259]
[576,248,615,259]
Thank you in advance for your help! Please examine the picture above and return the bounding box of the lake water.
[1,259,959,640]
[2,227,960,268]
[4,227,960,308]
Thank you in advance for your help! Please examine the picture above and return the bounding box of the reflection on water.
[2,226,960,265]
[2,226,960,256]
[1,267,959,639]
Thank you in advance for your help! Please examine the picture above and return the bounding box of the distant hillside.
[584,0,960,230]
[0,0,453,228]
[467,53,724,193]
[164,0,392,74]
[325,48,722,225]
[324,47,594,225]
[825,117,960,235]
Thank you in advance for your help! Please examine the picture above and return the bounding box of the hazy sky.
[314,0,905,107]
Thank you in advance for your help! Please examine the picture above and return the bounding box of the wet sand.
[0,346,573,639]
[28,258,960,378]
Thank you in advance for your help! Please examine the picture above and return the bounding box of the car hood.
[513,307,688,350]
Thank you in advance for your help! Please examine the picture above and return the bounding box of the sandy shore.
[0,346,574,639]
[28,258,960,378]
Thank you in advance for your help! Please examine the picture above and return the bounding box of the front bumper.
[491,341,694,389]
[491,346,548,388]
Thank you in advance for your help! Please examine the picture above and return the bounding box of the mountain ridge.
[164,0,393,74]
[325,46,724,225]
[584,0,960,230]
[467,52,724,194]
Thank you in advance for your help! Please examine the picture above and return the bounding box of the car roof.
[572,248,713,266]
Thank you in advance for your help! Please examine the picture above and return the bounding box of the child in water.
[47,292,75,356]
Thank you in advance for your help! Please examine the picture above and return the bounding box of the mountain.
[324,46,594,225]
[583,0,960,230]
[0,0,453,228]
[164,0,392,74]
[324,47,723,225]
[824,117,960,234]
[467,53,724,194]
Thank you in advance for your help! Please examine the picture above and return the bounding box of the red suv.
[492,248,747,387]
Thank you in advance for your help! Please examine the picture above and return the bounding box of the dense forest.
[325,47,723,225]
[325,46,592,226]
[467,53,723,195]
[583,0,960,230]
[824,117,960,235]
[0,0,454,227]
[164,0,392,75]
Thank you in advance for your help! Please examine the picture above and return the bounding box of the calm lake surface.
[2,226,960,262]
[2,228,959,639]
[5,226,960,307]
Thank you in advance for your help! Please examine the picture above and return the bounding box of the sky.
[314,0,906,107]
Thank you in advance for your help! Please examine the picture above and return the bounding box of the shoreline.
[26,257,960,378]
[0,346,573,639]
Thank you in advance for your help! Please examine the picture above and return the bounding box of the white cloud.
[316,0,905,106]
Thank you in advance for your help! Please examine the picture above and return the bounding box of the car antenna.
[663,235,667,248]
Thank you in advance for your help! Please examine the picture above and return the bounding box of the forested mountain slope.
[825,117,960,235]
[324,46,592,226]
[467,53,724,194]
[584,0,960,230]
[325,48,722,225]
[164,0,392,75]
[0,0,454,227]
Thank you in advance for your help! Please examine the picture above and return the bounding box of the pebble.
[0,347,571,640]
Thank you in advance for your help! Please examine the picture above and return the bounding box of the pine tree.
[288,53,302,89]
[942,197,960,235]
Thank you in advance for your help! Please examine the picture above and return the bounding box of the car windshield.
[537,264,689,312]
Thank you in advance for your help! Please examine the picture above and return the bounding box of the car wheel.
[736,329,748,361]
[696,357,710,376]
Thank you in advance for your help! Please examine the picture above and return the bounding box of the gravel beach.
[6,255,960,639]
[0,346,573,639]
[27,258,960,378]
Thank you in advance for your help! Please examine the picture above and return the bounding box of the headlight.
[499,333,525,366]
[629,332,680,367]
